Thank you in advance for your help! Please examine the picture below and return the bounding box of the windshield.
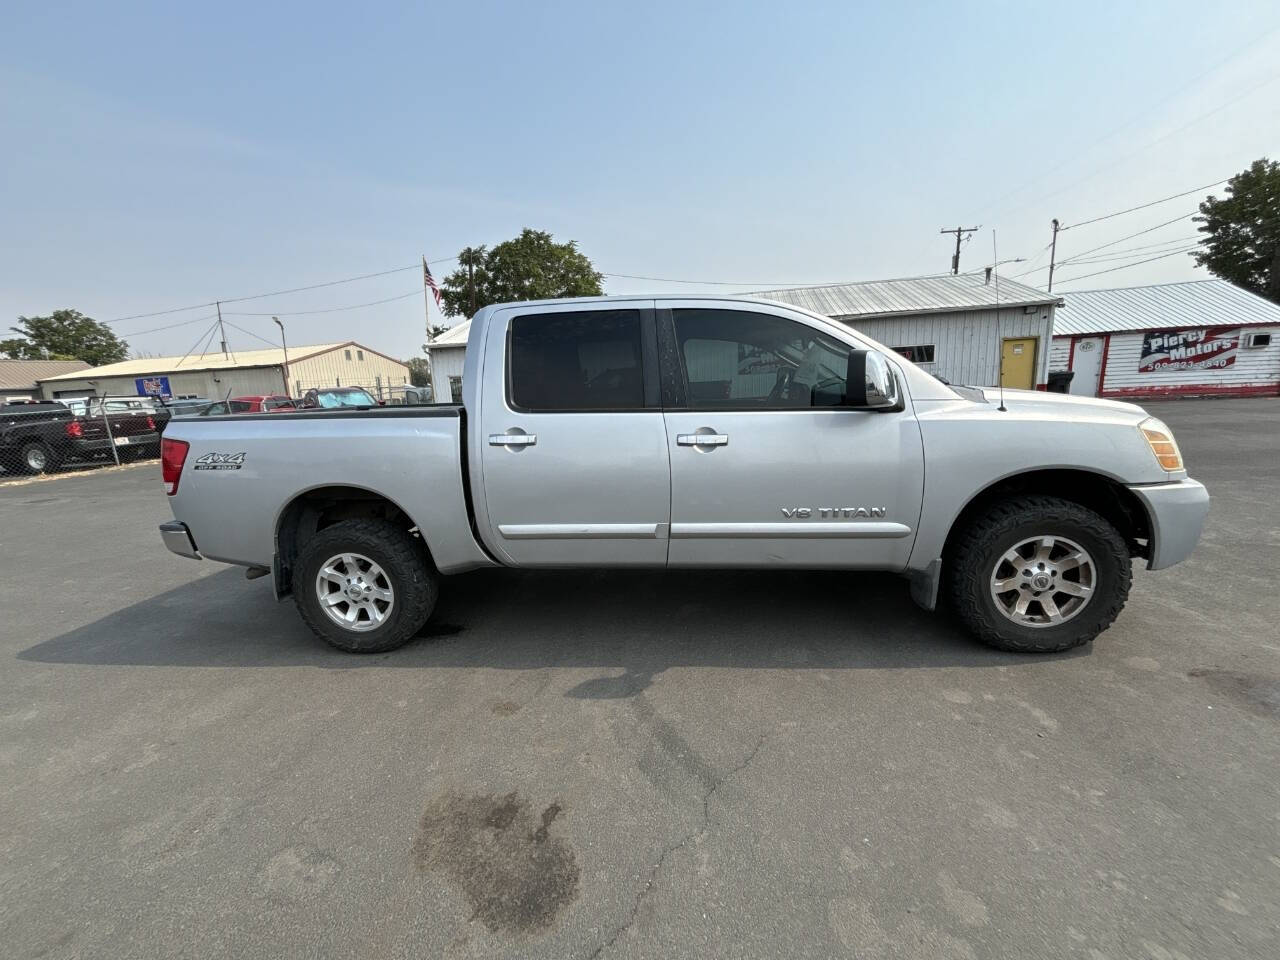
[314,389,375,408]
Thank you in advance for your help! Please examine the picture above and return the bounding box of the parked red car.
[216,395,297,414]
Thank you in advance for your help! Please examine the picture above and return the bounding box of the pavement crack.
[588,733,767,959]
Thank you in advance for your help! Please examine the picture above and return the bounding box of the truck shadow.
[18,566,1088,685]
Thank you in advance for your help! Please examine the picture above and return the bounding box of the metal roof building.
[750,273,1063,390]
[36,341,412,402]
[0,359,91,400]
[1048,279,1280,399]
[746,272,1056,319]
[425,321,471,402]
[423,274,1064,394]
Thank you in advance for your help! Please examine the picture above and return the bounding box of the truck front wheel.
[293,518,438,653]
[946,495,1131,653]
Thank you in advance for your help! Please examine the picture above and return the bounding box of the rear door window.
[508,310,644,411]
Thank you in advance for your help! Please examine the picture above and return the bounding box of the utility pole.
[468,258,476,317]
[215,300,228,359]
[940,226,980,274]
[273,316,290,397]
[1046,218,1061,292]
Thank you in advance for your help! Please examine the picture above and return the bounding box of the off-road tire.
[18,441,56,475]
[293,518,438,654]
[947,495,1131,654]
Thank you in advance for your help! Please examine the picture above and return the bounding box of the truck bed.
[163,405,491,574]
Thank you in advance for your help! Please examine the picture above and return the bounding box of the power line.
[1012,211,1197,279]
[969,25,1280,221]
[1060,236,1201,266]
[173,319,222,368]
[1036,71,1280,209]
[100,255,458,325]
[218,263,420,305]
[221,319,283,348]
[117,312,221,338]
[1051,246,1200,287]
[1059,243,1199,269]
[1016,235,1201,275]
[601,271,775,286]
[1059,179,1224,231]
[224,288,423,317]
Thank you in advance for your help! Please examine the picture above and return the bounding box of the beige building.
[38,341,411,401]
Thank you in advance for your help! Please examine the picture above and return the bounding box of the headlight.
[1140,417,1184,472]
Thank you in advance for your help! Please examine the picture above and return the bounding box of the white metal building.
[1049,280,1280,400]
[749,273,1062,389]
[425,274,1063,395]
[37,341,411,401]
[425,321,471,402]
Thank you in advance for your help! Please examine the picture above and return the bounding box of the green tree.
[1194,157,1280,304]
[440,229,604,318]
[1,309,129,365]
[404,357,432,387]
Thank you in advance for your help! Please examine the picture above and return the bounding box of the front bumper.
[1129,478,1210,570]
[159,521,202,560]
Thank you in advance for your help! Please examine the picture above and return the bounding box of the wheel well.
[941,469,1152,565]
[275,486,430,594]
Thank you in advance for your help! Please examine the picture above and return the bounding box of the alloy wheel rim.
[315,552,394,632]
[27,448,47,470]
[989,535,1096,628]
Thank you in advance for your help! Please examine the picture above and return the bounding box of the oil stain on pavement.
[413,790,579,934]
[1188,668,1280,718]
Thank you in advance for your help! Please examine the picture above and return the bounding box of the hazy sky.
[3,0,1278,359]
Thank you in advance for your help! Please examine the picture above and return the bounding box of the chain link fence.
[0,396,164,481]
[290,378,434,405]
[2,378,438,482]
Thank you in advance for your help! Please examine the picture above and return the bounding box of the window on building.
[357,349,364,360]
[344,349,352,360]
[508,310,644,411]
[448,375,462,400]
[892,344,935,364]
[672,309,851,409]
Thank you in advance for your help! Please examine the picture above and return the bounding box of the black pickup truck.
[0,401,160,475]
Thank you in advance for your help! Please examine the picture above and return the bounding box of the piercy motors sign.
[1139,328,1238,373]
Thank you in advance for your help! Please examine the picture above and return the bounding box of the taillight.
[161,438,189,495]
[147,415,156,431]
[65,421,83,438]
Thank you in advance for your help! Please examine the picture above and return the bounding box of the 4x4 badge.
[192,452,246,471]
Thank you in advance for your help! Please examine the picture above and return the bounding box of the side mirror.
[845,350,902,411]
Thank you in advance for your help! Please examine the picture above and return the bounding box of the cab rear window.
[508,310,643,411]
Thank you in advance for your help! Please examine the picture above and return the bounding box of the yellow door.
[1001,337,1037,389]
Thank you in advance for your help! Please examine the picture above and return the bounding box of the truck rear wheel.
[946,495,1131,654]
[293,518,438,653]
[19,441,56,475]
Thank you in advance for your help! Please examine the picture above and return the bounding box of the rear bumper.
[1129,478,1210,571]
[117,431,160,448]
[159,520,202,560]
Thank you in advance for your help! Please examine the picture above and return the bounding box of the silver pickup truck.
[158,295,1209,655]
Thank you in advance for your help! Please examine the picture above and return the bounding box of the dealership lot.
[1,398,1277,959]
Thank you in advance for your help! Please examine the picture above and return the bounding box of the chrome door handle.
[489,433,537,446]
[677,433,728,446]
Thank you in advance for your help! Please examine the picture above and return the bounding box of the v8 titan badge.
[192,452,246,471]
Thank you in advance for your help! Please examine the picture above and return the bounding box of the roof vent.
[984,267,993,285]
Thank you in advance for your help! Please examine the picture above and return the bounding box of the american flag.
[423,257,442,310]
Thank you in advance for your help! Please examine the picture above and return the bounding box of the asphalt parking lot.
[2,397,1278,960]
